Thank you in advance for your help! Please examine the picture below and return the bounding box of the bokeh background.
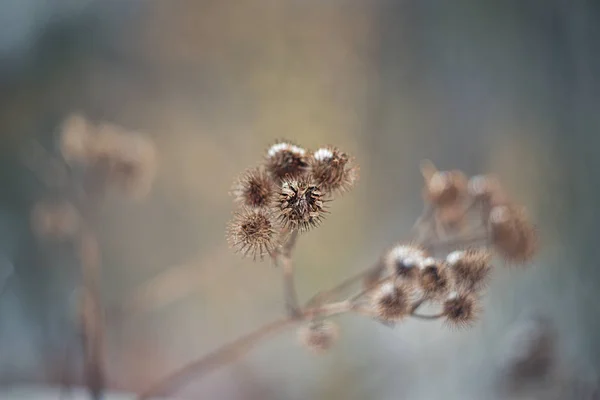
[1,0,600,399]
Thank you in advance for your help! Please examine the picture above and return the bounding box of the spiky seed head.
[298,320,339,354]
[227,208,278,260]
[489,205,537,264]
[265,140,309,182]
[442,291,480,329]
[277,178,326,232]
[231,167,275,209]
[423,170,468,208]
[418,257,452,299]
[447,249,493,292]
[371,281,412,322]
[31,200,80,240]
[384,244,427,282]
[309,146,358,196]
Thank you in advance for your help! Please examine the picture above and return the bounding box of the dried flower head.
[298,320,339,354]
[384,243,427,282]
[227,208,278,260]
[468,174,505,205]
[60,114,93,164]
[265,141,309,182]
[421,161,468,208]
[309,147,358,196]
[447,249,493,292]
[442,291,480,329]
[231,168,275,209]
[371,281,412,321]
[89,125,158,199]
[31,200,80,240]
[489,205,537,264]
[418,257,451,299]
[277,178,326,232]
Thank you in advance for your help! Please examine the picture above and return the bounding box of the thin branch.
[137,301,353,400]
[274,229,301,318]
[410,313,443,321]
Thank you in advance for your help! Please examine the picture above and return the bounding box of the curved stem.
[410,312,443,321]
[137,301,353,400]
[137,317,293,400]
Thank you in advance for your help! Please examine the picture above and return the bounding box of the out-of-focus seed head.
[442,291,480,329]
[231,167,275,209]
[265,140,309,182]
[447,249,493,292]
[436,203,467,231]
[298,320,340,355]
[421,161,467,208]
[371,281,412,321]
[227,208,278,260]
[89,125,158,199]
[309,146,358,196]
[468,174,506,205]
[60,114,93,164]
[489,205,537,264]
[31,200,80,240]
[277,178,326,232]
[384,243,427,282]
[418,257,452,299]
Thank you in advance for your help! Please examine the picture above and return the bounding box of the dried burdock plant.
[227,208,279,260]
[441,291,481,329]
[277,178,327,232]
[231,167,276,209]
[136,141,540,400]
[446,248,493,292]
[265,140,309,182]
[370,281,413,322]
[29,114,158,400]
[309,146,358,196]
[418,257,451,300]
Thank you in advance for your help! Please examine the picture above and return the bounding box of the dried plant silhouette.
[29,114,157,400]
[135,141,538,399]
[26,123,539,399]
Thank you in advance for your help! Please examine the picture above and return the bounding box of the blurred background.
[1,0,600,399]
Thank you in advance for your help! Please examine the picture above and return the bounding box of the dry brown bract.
[227,208,278,260]
[309,147,358,196]
[384,243,427,282]
[265,141,309,182]
[371,281,412,321]
[277,178,326,232]
[446,248,492,292]
[418,257,451,300]
[231,167,275,209]
[442,291,480,329]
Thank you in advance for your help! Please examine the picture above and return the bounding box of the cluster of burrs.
[227,140,358,260]
[136,147,540,399]
[224,145,538,355]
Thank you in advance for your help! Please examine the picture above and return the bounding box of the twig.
[274,229,301,318]
[136,301,353,400]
